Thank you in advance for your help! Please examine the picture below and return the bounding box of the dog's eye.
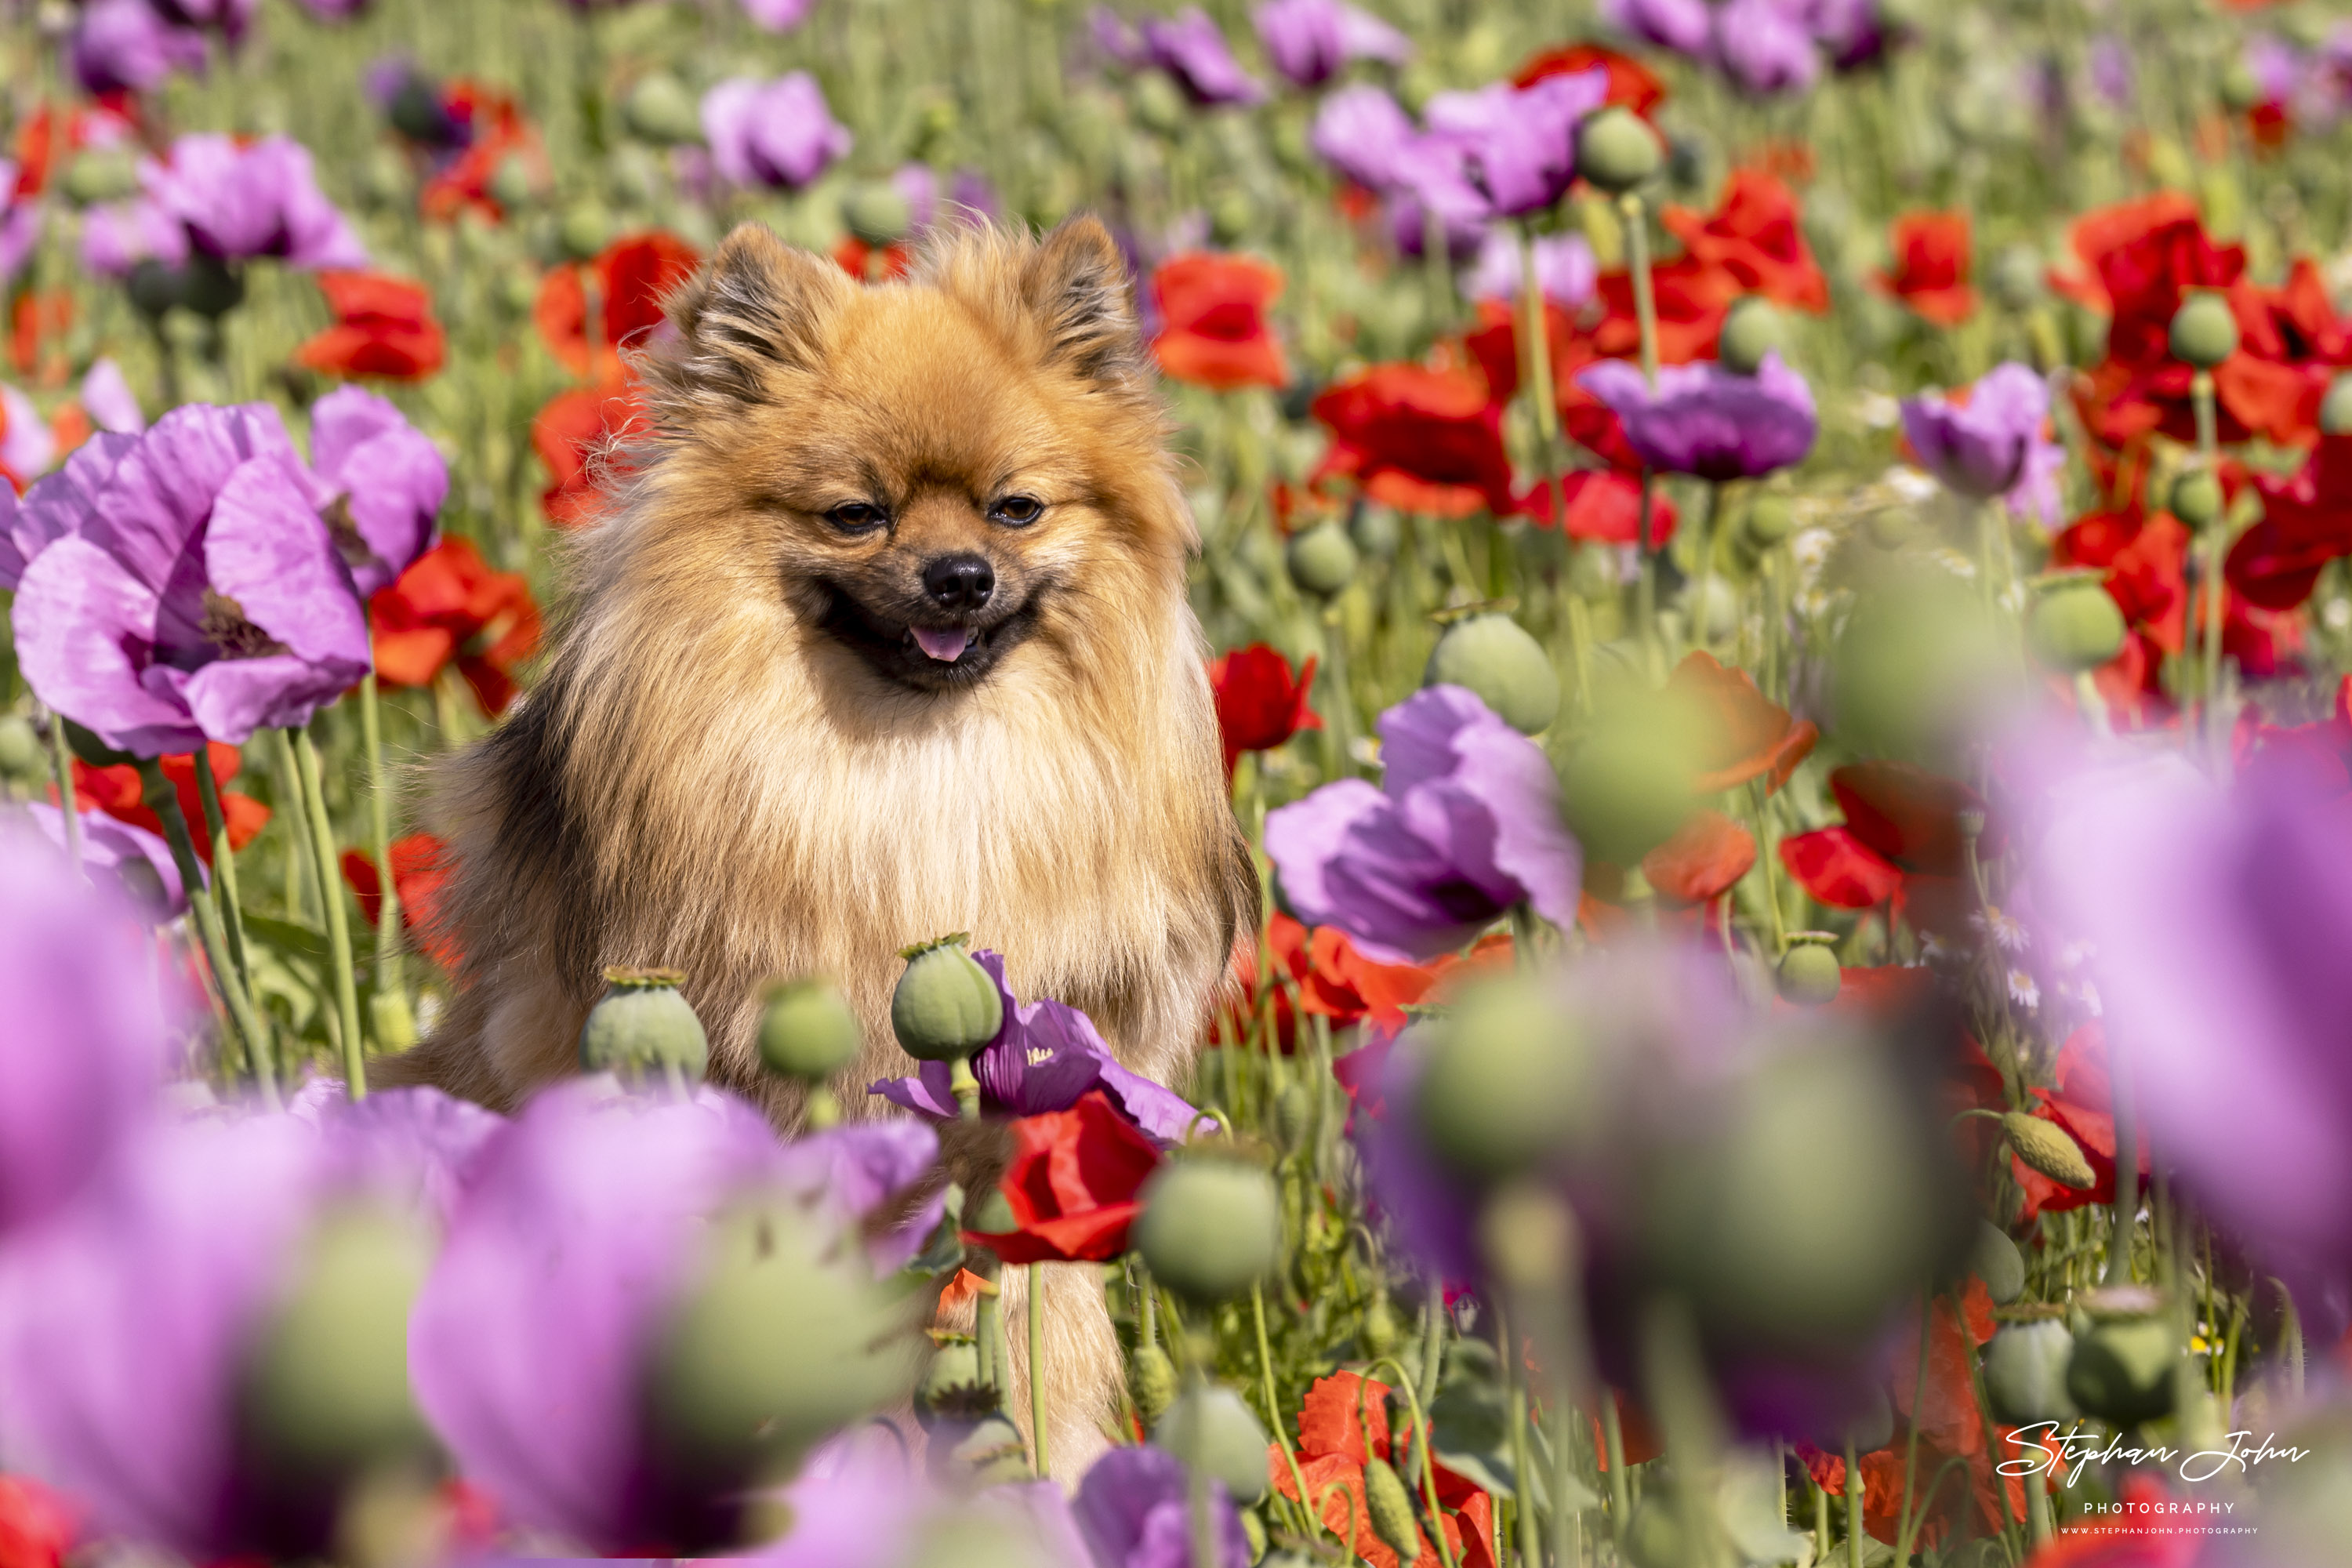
[989,495,1044,526]
[826,502,887,532]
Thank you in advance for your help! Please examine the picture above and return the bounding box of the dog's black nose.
[922,553,995,611]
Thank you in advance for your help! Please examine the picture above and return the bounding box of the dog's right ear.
[644,223,849,421]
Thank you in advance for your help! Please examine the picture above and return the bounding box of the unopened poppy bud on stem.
[2321,374,2352,437]
[757,976,861,1125]
[623,73,704,146]
[1479,1180,1576,1293]
[579,967,710,1091]
[1287,520,1358,598]
[1743,492,1794,549]
[843,181,913,247]
[1132,1159,1281,1304]
[2027,573,2127,674]
[1984,1319,2077,1425]
[1414,972,1592,1182]
[1775,932,1841,1005]
[2169,467,2223,530]
[1151,1385,1269,1506]
[1576,106,1662,194]
[1425,612,1559,735]
[891,935,1004,1116]
[2003,1110,2095,1189]
[2169,291,2239,369]
[1717,296,1783,376]
[1363,1454,1421,1560]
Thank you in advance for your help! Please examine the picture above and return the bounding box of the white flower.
[2007,968,2041,1011]
[1972,905,2031,954]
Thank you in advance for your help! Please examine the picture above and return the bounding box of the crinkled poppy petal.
[13,535,206,755]
[1778,826,1901,909]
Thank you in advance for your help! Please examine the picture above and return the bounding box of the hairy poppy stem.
[360,677,417,1051]
[1495,1302,1543,1568]
[292,727,367,1099]
[135,757,274,1102]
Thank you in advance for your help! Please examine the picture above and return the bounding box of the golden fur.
[379,216,1255,1474]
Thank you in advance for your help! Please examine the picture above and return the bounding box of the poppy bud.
[1575,107,1662,194]
[1363,1455,1421,1560]
[1743,492,1794,549]
[1358,1286,1399,1361]
[488,154,536,212]
[2067,1315,2176,1425]
[0,716,41,782]
[844,182,913,247]
[2027,575,2126,674]
[1425,613,1559,735]
[916,1335,988,1427]
[1287,521,1359,599]
[1133,1160,1281,1304]
[1240,1509,1269,1565]
[2169,467,2223,529]
[1127,1342,1178,1426]
[891,936,1005,1062]
[60,149,142,208]
[579,967,710,1085]
[1274,1082,1312,1155]
[967,1182,1017,1236]
[1350,503,1403,561]
[624,73,705,146]
[1984,1319,2078,1425]
[1152,1385,1270,1506]
[498,268,542,316]
[2168,290,2239,369]
[2002,1111,2094,1189]
[1133,71,1189,136]
[1989,245,2043,312]
[757,977,862,1083]
[2322,375,2352,437]
[2218,57,2264,114]
[1969,1220,2026,1305]
[1716,296,1783,377]
[387,74,452,144]
[1559,708,1703,867]
[1837,1385,1895,1454]
[1478,1180,1575,1293]
[560,201,615,262]
[1775,935,1841,1005]
[1414,974,1592,1183]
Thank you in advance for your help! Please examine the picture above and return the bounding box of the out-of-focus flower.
[292,0,371,19]
[0,170,36,285]
[1272,1369,1492,1567]
[1232,912,1455,1049]
[534,230,701,378]
[1712,0,1822,96]
[1089,5,1150,67]
[1253,0,1410,86]
[1150,252,1288,390]
[739,0,815,30]
[24,804,187,922]
[1639,808,1755,906]
[1074,1446,1253,1568]
[156,0,258,39]
[1779,826,1903,909]
[77,193,190,280]
[1421,69,1608,218]
[1142,9,1268,105]
[339,832,459,971]
[369,536,541,716]
[2229,434,2352,610]
[1666,650,1820,793]
[1308,83,1418,191]
[78,358,145,435]
[1900,362,2063,524]
[0,385,53,488]
[293,271,448,381]
[1877,211,1976,326]
[1210,642,1321,772]
[67,0,209,96]
[417,81,543,224]
[1601,0,1712,57]
[1578,354,1819,480]
[9,404,373,753]
[961,1091,1161,1264]
[69,741,270,868]
[1810,0,1903,70]
[0,820,165,1236]
[305,384,447,596]
[1266,685,1582,961]
[1781,760,1985,914]
[1461,228,1595,309]
[1312,362,1519,518]
[1660,169,1830,314]
[700,73,853,189]
[147,133,368,270]
[0,1476,74,1568]
[1515,41,1668,116]
[532,376,648,527]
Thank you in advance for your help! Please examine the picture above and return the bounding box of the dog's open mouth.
[817,583,1039,691]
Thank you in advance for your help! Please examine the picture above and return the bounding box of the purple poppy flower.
[1712,0,1823,96]
[153,0,258,39]
[1899,361,2060,516]
[739,0,816,31]
[79,192,191,279]
[1579,352,1819,481]
[1142,9,1268,106]
[1074,1445,1251,1568]
[24,804,188,924]
[285,1079,508,1225]
[1308,83,1418,191]
[147,134,367,270]
[950,167,1001,222]
[1601,0,1712,57]
[772,1120,946,1272]
[1253,0,1410,88]
[2088,35,2135,106]
[1089,5,1151,67]
[1807,0,1898,71]
[67,0,210,96]
[9,402,374,754]
[1265,686,1583,963]
[1,385,53,482]
[1463,228,1597,309]
[1381,132,1494,259]
[891,163,941,233]
[307,385,445,596]
[699,73,854,190]
[81,358,146,435]
[0,820,166,1237]
[1421,68,1609,218]
[0,169,36,284]
[871,952,1203,1146]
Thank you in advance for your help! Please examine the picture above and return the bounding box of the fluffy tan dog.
[380,216,1255,1474]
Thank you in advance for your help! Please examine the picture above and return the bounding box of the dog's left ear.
[1020,216,1146,388]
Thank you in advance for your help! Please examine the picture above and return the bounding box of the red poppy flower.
[418,81,545,224]
[1226,913,1450,1050]
[1514,41,1665,116]
[1641,808,1755,905]
[2228,435,2352,609]
[1778,826,1902,909]
[532,376,650,527]
[0,1474,74,1568]
[1312,362,1519,517]
[1659,170,1830,314]
[1876,211,1975,326]
[1831,760,1991,876]
[340,832,460,971]
[1666,651,1820,793]
[294,271,447,382]
[960,1090,1160,1264]
[1275,1370,1497,1568]
[1463,303,1651,474]
[1151,252,1289,391]
[1592,255,1741,365]
[369,538,542,715]
[1515,467,1681,544]
[533,230,702,378]
[1209,643,1320,772]
[2053,509,2190,653]
[68,743,270,868]
[10,289,71,382]
[831,234,913,281]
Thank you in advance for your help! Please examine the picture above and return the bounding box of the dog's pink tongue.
[911,626,973,662]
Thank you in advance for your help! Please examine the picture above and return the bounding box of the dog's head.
[628,218,1191,696]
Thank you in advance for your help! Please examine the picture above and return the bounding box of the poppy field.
[10,0,2352,1565]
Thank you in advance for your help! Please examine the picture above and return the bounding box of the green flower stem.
[1623,189,1663,681]
[135,757,272,1098]
[292,727,367,1098]
[1694,482,1725,659]
[1843,1434,1863,1568]
[1424,205,1454,336]
[1320,599,1360,780]
[1635,472,1661,677]
[192,755,269,1089]
[2072,670,2113,738]
[42,710,83,881]
[2027,1465,2054,1544]
[1601,1392,1632,1542]
[951,1054,982,1119]
[2274,1277,2305,1397]
[977,1269,1006,1412]
[1495,1304,1542,1568]
[1029,1261,1050,1479]
[1518,221,1570,535]
[1891,1292,1935,1562]
[1362,1352,1458,1568]
[2191,368,2227,735]
[2105,1046,2137,1287]
[1256,1282,1328,1552]
[1184,1362,1218,1568]
[274,729,320,924]
[1748,779,1789,952]
[1951,1288,2020,1546]
[359,676,416,1051]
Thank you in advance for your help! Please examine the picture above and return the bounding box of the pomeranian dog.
[381,216,1255,1473]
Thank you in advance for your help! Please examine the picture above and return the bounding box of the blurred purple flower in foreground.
[68,0,210,96]
[0,386,52,484]
[1266,686,1583,962]
[0,822,165,1237]
[1075,1446,1252,1568]
[1253,0,1410,88]
[1900,361,2064,524]
[1142,9,1267,105]
[81,358,147,436]
[1308,82,1418,191]
[1713,0,1824,96]
[1581,353,1820,480]
[1464,228,1597,309]
[148,134,368,270]
[745,1429,1090,1567]
[79,191,192,280]
[700,72,855,189]
[156,0,259,39]
[24,803,187,923]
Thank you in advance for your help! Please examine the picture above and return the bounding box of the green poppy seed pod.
[0,716,41,782]
[1624,1496,1688,1568]
[1127,1342,1178,1426]
[1969,1220,2027,1306]
[127,260,183,319]
[1133,71,1189,136]
[891,937,1004,1062]
[579,967,710,1084]
[60,149,142,208]
[2027,576,2127,674]
[1132,1160,1282,1305]
[2169,468,2223,530]
[1743,493,1795,549]
[1575,106,1662,194]
[1209,189,1255,246]
[1775,936,1842,1005]
[1984,1320,2079,1425]
[1559,721,1701,867]
[180,254,246,320]
[1477,1181,1576,1294]
[1413,974,1591,1184]
[238,1207,436,1490]
[1425,613,1560,735]
[488,154,536,212]
[757,978,862,1083]
[2321,375,2352,437]
[915,1336,989,1428]
[967,1183,1017,1237]
[1152,1385,1271,1506]
[1363,1456,1421,1561]
[623,72,705,146]
[1351,503,1403,561]
[2169,290,2239,368]
[1286,521,1359,599]
[1274,1082,1313,1156]
[1717,296,1784,376]
[1357,1288,1399,1362]
[1990,244,2044,313]
[843,181,913,247]
[2067,1316,2178,1425]
[2219,57,2265,114]
[2003,1111,2095,1189]
[559,201,615,262]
